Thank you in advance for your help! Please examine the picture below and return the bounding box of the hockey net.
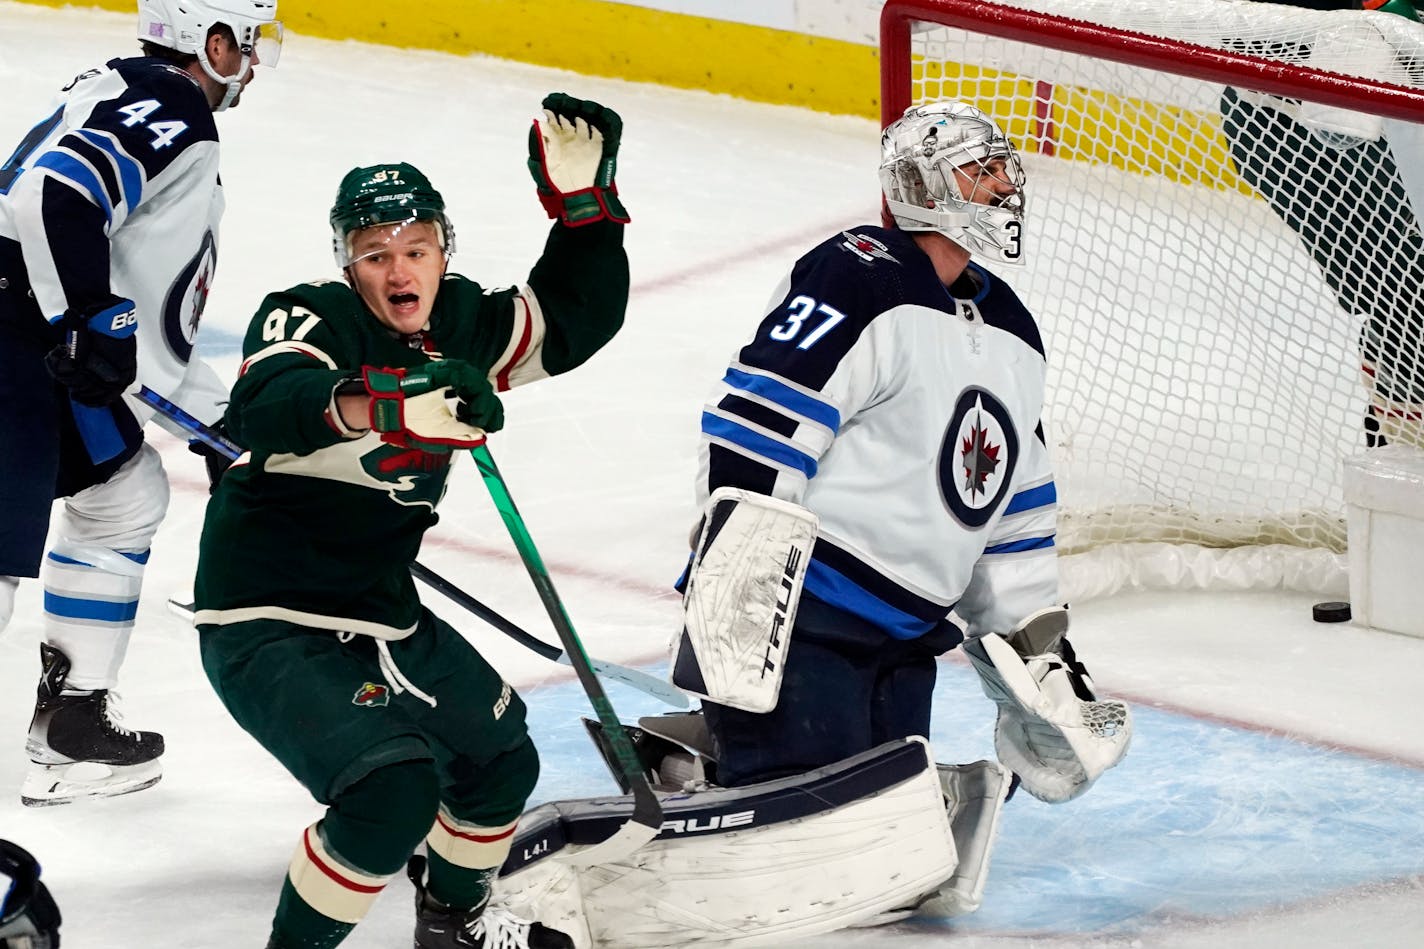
[881,0,1424,597]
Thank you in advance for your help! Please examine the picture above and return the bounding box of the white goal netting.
[883,0,1424,595]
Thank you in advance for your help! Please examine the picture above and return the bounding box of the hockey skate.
[408,855,573,949]
[21,643,164,806]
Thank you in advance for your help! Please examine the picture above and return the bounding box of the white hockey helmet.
[137,0,283,111]
[879,101,1026,265]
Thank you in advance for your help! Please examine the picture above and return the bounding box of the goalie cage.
[881,0,1424,601]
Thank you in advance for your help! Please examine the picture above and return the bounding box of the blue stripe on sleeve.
[802,559,936,640]
[76,130,144,211]
[983,535,1056,555]
[33,151,112,221]
[1003,481,1057,517]
[723,368,841,432]
[701,413,818,478]
[43,592,139,623]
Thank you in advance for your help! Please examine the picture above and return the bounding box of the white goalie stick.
[137,386,688,711]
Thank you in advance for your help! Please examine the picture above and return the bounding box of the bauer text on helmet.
[137,1,283,111]
[880,101,1027,265]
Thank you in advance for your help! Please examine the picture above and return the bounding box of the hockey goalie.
[490,99,1131,948]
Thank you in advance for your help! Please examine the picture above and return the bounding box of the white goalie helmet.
[879,101,1027,265]
[137,0,283,111]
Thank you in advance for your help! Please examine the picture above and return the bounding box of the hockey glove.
[188,420,234,494]
[360,360,503,453]
[527,92,630,227]
[44,296,139,407]
[965,632,1131,804]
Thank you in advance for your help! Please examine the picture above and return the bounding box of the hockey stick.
[136,385,686,708]
[397,564,684,707]
[470,442,663,864]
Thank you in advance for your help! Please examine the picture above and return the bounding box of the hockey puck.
[1312,601,1352,623]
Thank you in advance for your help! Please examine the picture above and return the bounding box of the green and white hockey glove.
[527,92,629,227]
[360,360,504,453]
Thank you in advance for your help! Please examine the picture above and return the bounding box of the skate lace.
[466,904,535,949]
[102,692,138,739]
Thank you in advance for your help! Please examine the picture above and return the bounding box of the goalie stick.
[136,385,687,710]
[470,443,663,864]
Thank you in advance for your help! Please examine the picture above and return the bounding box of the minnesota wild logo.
[352,682,390,707]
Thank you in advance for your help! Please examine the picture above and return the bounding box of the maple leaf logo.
[960,411,1001,498]
[188,264,212,337]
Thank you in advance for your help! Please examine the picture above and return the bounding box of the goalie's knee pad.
[495,737,957,948]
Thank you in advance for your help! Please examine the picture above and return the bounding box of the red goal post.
[878,0,1424,598]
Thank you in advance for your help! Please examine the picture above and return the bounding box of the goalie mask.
[329,163,455,268]
[137,0,283,111]
[880,101,1027,265]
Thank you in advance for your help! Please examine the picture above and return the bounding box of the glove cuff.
[362,366,409,432]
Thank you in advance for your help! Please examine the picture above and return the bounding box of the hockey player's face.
[206,31,259,107]
[347,221,447,335]
[953,157,1017,208]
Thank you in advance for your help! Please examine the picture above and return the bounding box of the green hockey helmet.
[329,163,455,267]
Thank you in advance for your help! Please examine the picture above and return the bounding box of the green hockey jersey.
[193,220,627,637]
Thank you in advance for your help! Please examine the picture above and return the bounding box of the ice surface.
[1,3,1421,946]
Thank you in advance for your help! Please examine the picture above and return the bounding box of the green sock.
[426,850,496,911]
[268,877,357,949]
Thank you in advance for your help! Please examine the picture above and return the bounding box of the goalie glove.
[527,92,629,227]
[964,614,1131,804]
[356,360,503,453]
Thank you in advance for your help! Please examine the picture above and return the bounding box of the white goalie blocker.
[672,487,818,712]
[964,607,1133,804]
[493,737,1010,948]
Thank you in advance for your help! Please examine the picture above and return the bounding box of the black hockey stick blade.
[412,564,688,707]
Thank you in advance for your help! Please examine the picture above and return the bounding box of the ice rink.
[2,3,1423,946]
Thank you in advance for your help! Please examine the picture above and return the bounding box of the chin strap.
[198,51,252,112]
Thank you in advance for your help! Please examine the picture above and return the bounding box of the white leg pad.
[496,738,957,948]
[918,760,1012,917]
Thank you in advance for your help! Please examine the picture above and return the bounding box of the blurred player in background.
[193,94,628,949]
[1220,0,1424,449]
[0,0,282,806]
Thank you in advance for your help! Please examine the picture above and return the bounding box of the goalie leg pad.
[674,487,818,713]
[918,760,1012,917]
[495,737,957,948]
[965,633,1131,804]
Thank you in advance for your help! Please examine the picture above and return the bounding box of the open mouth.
[389,292,420,311]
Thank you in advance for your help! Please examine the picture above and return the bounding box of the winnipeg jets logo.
[939,387,1018,528]
[838,231,900,266]
[162,229,218,363]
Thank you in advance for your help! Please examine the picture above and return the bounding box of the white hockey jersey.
[696,226,1059,640]
[0,56,228,445]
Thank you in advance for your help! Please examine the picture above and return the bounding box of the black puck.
[1312,601,1352,623]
